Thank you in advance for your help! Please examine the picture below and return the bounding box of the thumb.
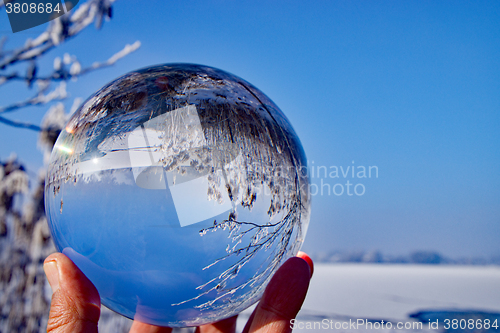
[44,252,101,333]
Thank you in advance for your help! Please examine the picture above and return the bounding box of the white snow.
[237,263,500,332]
[302,264,500,321]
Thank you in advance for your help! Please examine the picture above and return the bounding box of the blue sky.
[1,1,499,258]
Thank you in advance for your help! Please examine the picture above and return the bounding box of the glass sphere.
[45,64,310,327]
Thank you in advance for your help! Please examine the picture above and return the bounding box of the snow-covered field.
[238,264,500,332]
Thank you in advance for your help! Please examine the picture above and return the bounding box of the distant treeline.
[310,250,500,265]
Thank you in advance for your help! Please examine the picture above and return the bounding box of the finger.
[130,321,173,333]
[194,315,238,333]
[44,253,101,333]
[244,256,311,333]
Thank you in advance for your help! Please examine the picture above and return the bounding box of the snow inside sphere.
[45,64,310,327]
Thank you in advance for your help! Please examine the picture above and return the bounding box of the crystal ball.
[45,64,310,327]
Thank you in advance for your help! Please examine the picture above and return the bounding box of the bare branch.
[0,115,42,131]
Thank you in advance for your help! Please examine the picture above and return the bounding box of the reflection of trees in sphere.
[45,64,310,327]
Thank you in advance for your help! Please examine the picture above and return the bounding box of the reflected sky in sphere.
[44,64,310,327]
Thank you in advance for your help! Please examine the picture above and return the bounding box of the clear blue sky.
[1,1,499,258]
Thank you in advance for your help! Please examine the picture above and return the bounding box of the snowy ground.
[237,264,500,332]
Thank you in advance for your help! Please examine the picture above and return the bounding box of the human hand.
[44,251,313,333]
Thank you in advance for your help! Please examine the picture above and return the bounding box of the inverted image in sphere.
[45,63,310,327]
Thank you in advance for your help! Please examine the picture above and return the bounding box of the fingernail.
[44,260,60,293]
[297,251,314,278]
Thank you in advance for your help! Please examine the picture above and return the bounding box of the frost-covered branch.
[0,0,140,133]
[0,0,116,69]
[0,82,66,115]
[0,41,140,83]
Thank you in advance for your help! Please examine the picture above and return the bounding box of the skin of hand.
[44,252,313,333]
